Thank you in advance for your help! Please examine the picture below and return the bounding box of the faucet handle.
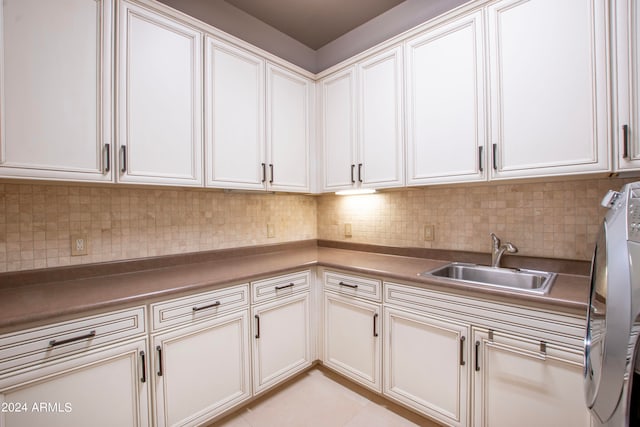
[504,242,518,253]
[490,232,500,248]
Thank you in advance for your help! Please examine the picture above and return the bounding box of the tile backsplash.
[317,177,636,261]
[0,183,317,272]
[0,176,635,272]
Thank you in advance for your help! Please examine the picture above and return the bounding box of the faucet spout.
[490,233,518,268]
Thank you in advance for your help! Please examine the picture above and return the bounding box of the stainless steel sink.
[420,262,557,294]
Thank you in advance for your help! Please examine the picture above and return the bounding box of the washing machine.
[585,181,640,426]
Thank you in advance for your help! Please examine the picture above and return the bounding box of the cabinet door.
[152,310,251,427]
[0,339,150,427]
[117,0,203,186]
[252,293,311,395]
[266,63,311,192]
[406,10,486,186]
[205,37,265,190]
[472,329,591,427]
[320,67,357,191]
[614,0,640,170]
[384,307,469,427]
[0,0,113,182]
[323,292,381,392]
[358,46,404,189]
[487,0,610,179]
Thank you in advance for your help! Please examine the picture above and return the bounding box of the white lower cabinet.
[472,328,590,427]
[252,292,312,395]
[0,338,150,427]
[323,291,382,392]
[383,306,470,427]
[151,309,251,427]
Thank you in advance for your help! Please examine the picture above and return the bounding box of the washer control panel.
[628,187,640,243]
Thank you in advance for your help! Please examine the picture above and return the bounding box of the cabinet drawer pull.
[49,330,96,347]
[350,164,356,183]
[104,143,110,173]
[140,351,147,383]
[338,281,358,289]
[358,163,363,183]
[255,314,260,339]
[192,301,221,312]
[156,345,163,377]
[261,163,266,183]
[459,336,466,366]
[275,283,295,291]
[492,143,498,170]
[373,313,379,337]
[475,341,480,371]
[478,146,483,172]
[120,145,127,173]
[623,124,630,159]
[269,164,274,184]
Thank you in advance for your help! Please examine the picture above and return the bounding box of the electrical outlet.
[424,224,435,241]
[71,234,88,256]
[344,223,352,238]
[267,223,275,238]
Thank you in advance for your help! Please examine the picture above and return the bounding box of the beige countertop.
[0,242,590,332]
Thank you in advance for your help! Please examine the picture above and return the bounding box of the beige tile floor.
[208,366,442,427]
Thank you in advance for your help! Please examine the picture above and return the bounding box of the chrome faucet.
[490,233,518,268]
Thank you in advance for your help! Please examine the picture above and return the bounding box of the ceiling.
[223,0,405,50]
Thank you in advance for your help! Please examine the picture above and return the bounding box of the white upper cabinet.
[320,45,404,192]
[358,46,404,189]
[613,0,640,171]
[266,63,312,192]
[205,37,265,190]
[406,10,487,186]
[117,0,203,186]
[320,67,358,191]
[487,0,610,179]
[0,0,113,182]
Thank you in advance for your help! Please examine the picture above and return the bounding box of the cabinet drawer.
[151,283,249,331]
[252,271,311,304]
[0,306,146,374]
[324,270,381,302]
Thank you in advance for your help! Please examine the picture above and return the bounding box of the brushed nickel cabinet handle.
[269,164,274,184]
[358,163,363,183]
[460,336,466,366]
[478,146,483,172]
[338,281,358,289]
[49,330,96,347]
[192,301,221,312]
[373,313,379,337]
[261,163,266,183]
[120,145,127,173]
[255,314,260,339]
[475,341,481,371]
[275,283,294,291]
[492,144,498,171]
[140,351,147,383]
[350,164,356,183]
[156,345,163,377]
[623,124,630,159]
[104,143,110,173]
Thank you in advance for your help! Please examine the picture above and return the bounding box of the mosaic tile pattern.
[317,177,637,261]
[0,183,317,272]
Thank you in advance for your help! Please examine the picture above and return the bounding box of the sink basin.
[420,262,557,294]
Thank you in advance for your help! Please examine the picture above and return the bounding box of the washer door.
[584,224,608,408]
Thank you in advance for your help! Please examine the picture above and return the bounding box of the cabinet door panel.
[117,1,203,186]
[0,339,150,427]
[472,329,590,427]
[358,46,404,188]
[406,10,486,185]
[320,68,357,191]
[488,0,610,178]
[0,0,112,181]
[384,307,469,427]
[267,64,311,192]
[615,0,640,170]
[323,292,381,392]
[152,310,250,427]
[252,293,311,394]
[205,37,265,190]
